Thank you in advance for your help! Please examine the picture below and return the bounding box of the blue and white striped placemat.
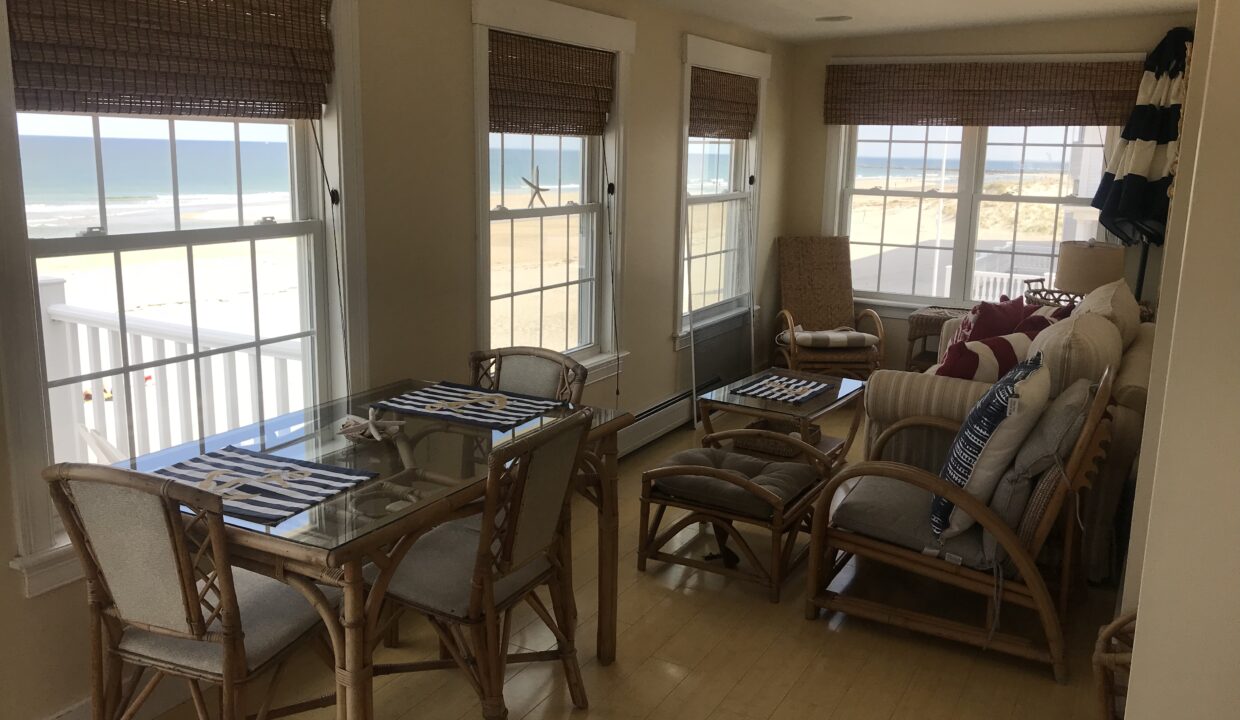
[732,374,834,405]
[153,446,378,525]
[372,382,564,429]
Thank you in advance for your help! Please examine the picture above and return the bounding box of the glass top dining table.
[131,378,626,553]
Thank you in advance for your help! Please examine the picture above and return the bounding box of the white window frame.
[833,124,1118,307]
[0,1,367,596]
[472,0,635,378]
[675,35,770,339]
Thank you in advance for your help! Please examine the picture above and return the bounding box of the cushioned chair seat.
[777,329,880,349]
[650,447,821,519]
[117,568,340,677]
[831,475,990,570]
[370,516,550,621]
[778,346,879,364]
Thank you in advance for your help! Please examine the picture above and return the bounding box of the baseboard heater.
[616,377,720,458]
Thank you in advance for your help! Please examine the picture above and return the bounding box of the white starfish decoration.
[522,166,550,208]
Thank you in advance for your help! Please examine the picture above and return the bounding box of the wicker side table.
[905,306,969,372]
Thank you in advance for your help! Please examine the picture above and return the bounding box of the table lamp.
[1025,240,1126,306]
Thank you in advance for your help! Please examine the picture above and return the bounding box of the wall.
[1126,0,1240,714]
[0,404,92,719]
[356,0,792,413]
[781,11,1198,319]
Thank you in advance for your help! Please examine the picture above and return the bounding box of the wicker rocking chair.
[776,236,884,378]
[805,368,1114,682]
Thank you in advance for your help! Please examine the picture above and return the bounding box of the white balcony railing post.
[38,277,87,462]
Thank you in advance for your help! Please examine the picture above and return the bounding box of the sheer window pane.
[121,247,193,355]
[977,201,1017,252]
[561,137,583,205]
[543,216,569,287]
[239,123,292,225]
[512,292,540,346]
[924,143,961,192]
[37,254,122,382]
[18,113,100,238]
[881,196,918,246]
[511,218,541,293]
[857,125,889,141]
[914,247,953,298]
[849,244,881,292]
[48,372,132,464]
[541,286,568,352]
[1014,203,1059,255]
[256,236,311,339]
[855,142,889,190]
[490,219,513,297]
[877,247,915,295]
[502,133,533,208]
[849,195,885,244]
[891,126,926,142]
[175,120,239,229]
[972,252,1016,301]
[918,199,956,248]
[100,117,175,234]
[192,241,256,342]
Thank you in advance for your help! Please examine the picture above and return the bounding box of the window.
[19,113,325,480]
[682,136,752,326]
[842,124,1109,303]
[487,132,599,354]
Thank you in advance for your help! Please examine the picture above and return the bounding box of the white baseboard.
[48,673,189,720]
[617,393,694,457]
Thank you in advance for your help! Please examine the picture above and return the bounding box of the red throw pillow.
[1014,314,1055,335]
[935,331,1036,383]
[964,296,1028,342]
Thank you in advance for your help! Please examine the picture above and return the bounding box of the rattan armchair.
[45,463,337,720]
[469,346,588,405]
[805,369,1114,682]
[370,409,593,720]
[776,236,884,378]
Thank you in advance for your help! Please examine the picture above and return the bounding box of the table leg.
[596,431,619,665]
[341,562,373,720]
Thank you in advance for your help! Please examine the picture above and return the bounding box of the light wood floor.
[158,410,1114,720]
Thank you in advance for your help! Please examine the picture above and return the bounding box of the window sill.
[576,350,629,385]
[854,295,974,321]
[9,543,81,598]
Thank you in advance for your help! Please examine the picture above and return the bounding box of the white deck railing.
[40,277,306,464]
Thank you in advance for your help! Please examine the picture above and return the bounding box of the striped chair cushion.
[776,326,879,349]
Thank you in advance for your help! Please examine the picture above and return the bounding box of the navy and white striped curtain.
[1092,27,1194,247]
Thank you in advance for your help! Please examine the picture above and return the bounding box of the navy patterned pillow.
[930,352,1051,538]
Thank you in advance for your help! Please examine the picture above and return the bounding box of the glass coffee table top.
[700,368,865,420]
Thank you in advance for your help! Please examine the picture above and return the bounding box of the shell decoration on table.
[338,409,405,444]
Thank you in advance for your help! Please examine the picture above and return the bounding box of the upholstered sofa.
[862,293,1155,583]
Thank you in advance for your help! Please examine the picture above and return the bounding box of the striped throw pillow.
[935,331,1035,383]
[931,353,1051,539]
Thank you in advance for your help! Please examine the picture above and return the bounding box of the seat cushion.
[832,475,989,570]
[374,516,550,621]
[117,568,339,677]
[777,326,879,349]
[650,447,821,519]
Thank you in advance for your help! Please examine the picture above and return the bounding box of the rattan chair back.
[778,236,857,331]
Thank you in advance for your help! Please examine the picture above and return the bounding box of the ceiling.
[650,0,1195,40]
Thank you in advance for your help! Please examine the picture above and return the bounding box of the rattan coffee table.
[697,369,865,464]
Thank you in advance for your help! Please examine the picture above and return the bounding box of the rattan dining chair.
[370,408,594,720]
[45,463,338,720]
[469,346,588,404]
[776,236,885,378]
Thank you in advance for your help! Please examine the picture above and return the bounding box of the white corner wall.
[1125,0,1240,715]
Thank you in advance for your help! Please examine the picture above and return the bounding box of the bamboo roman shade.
[7,0,334,119]
[488,30,615,136]
[689,66,759,139]
[824,61,1144,127]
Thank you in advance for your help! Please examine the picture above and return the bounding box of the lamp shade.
[1055,241,1126,294]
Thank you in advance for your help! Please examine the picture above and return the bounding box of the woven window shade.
[489,30,615,136]
[7,0,334,119]
[689,66,758,139]
[824,61,1144,127]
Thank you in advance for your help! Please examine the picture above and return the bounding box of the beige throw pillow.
[1074,279,1140,349]
[1028,313,1122,397]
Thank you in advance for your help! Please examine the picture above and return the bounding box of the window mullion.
[92,116,108,234]
[952,126,985,302]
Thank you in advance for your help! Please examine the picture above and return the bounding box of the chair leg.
[806,516,827,619]
[637,495,650,572]
[709,522,740,568]
[472,615,508,720]
[547,576,589,709]
[187,680,210,720]
[769,528,784,603]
